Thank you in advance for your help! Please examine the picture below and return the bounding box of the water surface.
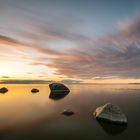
[0,84,140,140]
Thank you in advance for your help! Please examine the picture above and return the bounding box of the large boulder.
[49,83,70,100]
[49,83,70,92]
[94,103,127,125]
[0,87,8,93]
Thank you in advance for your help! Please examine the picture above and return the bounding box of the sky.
[0,0,140,84]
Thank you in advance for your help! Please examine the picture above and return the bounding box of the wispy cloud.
[0,79,53,84]
[0,14,140,81]
[0,76,10,79]
[40,16,140,79]
[61,79,82,84]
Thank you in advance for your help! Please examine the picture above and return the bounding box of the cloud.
[0,80,53,84]
[42,16,140,79]
[118,16,140,38]
[1,15,140,80]
[0,76,10,79]
[0,35,18,45]
[0,34,29,49]
[61,79,82,84]
[92,76,119,80]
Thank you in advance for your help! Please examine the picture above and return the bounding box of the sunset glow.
[0,0,140,84]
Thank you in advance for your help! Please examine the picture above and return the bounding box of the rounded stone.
[0,87,8,93]
[62,109,74,116]
[94,103,127,125]
[31,88,39,93]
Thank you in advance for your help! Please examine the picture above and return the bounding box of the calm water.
[0,84,140,140]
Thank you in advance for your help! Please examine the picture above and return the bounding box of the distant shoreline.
[1,81,140,85]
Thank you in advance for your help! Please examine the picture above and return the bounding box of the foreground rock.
[62,109,74,116]
[0,87,8,93]
[94,103,127,125]
[31,88,39,93]
[49,83,70,92]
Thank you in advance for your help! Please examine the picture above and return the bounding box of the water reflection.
[49,90,70,100]
[98,121,127,135]
[0,84,139,140]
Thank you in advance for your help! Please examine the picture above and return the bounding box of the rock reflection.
[49,90,70,100]
[98,121,127,136]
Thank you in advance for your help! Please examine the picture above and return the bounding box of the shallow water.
[0,84,140,140]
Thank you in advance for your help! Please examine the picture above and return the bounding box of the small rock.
[62,109,74,116]
[94,103,127,125]
[49,83,70,92]
[31,88,39,93]
[0,87,8,93]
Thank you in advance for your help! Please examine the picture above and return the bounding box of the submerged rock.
[62,109,74,116]
[49,90,69,100]
[49,83,70,92]
[31,88,39,93]
[0,87,8,93]
[94,103,127,125]
[98,121,127,135]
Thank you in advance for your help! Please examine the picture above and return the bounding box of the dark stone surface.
[31,88,39,93]
[62,109,74,116]
[49,83,70,92]
[0,87,8,93]
[49,90,69,100]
